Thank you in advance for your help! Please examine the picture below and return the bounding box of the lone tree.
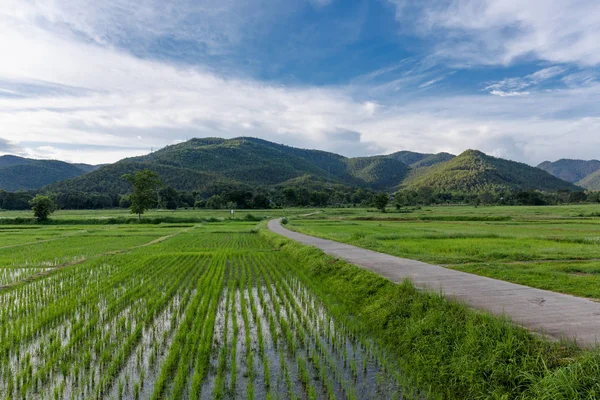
[373,192,389,212]
[122,169,162,220]
[30,195,56,222]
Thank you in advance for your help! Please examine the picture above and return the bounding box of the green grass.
[287,204,600,299]
[2,208,600,399]
[260,224,600,399]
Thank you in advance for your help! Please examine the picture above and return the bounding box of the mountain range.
[37,137,581,195]
[0,137,587,194]
[0,155,99,191]
[537,159,600,190]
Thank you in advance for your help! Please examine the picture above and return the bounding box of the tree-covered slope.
[46,161,225,194]
[45,137,411,194]
[537,159,600,184]
[0,156,96,191]
[403,150,580,193]
[345,156,410,190]
[388,150,455,168]
[411,152,455,168]
[576,170,600,190]
[134,137,357,186]
[42,139,582,195]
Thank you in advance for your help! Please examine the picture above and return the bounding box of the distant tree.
[309,191,330,207]
[207,195,224,209]
[569,191,587,203]
[122,169,162,220]
[194,199,206,209]
[251,194,270,209]
[587,192,600,203]
[372,193,389,212]
[417,186,434,205]
[159,186,179,210]
[118,195,131,209]
[281,187,298,206]
[30,195,56,222]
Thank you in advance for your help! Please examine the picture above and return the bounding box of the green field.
[1,207,600,399]
[287,204,600,299]
[0,220,408,400]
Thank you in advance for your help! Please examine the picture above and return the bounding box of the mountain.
[402,150,581,193]
[42,139,580,195]
[576,170,600,190]
[0,156,98,191]
[537,159,600,184]
[345,156,410,190]
[45,137,411,194]
[388,151,455,168]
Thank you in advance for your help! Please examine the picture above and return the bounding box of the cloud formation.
[388,0,600,67]
[0,0,599,167]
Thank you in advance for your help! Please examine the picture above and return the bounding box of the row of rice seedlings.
[153,232,271,252]
[245,260,272,397]
[151,254,225,399]
[251,257,310,399]
[105,257,210,400]
[0,252,206,399]
[0,234,161,268]
[260,252,404,399]
[37,255,200,399]
[256,258,339,398]
[0,261,129,396]
[0,267,51,286]
[276,257,407,399]
[213,261,234,400]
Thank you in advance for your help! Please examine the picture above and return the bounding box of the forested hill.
[576,170,600,191]
[45,137,412,194]
[537,159,600,189]
[388,150,455,168]
[0,156,98,191]
[42,138,581,196]
[403,150,581,193]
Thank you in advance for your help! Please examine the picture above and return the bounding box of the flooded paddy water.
[0,224,412,399]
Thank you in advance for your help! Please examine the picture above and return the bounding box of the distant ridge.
[46,137,411,194]
[403,150,580,193]
[38,137,581,195]
[576,169,600,191]
[0,155,98,191]
[388,150,455,168]
[537,159,600,189]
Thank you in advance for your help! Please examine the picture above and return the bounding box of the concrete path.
[268,219,600,347]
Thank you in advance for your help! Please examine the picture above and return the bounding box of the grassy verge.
[260,223,600,399]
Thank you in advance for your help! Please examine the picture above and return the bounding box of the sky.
[1,0,600,165]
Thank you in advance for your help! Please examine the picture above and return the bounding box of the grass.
[286,204,600,299]
[260,224,600,399]
[2,205,600,399]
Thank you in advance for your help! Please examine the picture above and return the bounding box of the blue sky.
[1,0,600,164]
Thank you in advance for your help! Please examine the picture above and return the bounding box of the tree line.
[0,172,597,213]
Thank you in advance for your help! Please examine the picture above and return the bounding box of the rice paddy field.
[1,205,600,399]
[0,220,406,400]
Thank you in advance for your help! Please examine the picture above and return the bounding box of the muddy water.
[197,260,410,400]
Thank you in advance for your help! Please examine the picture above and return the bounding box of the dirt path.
[268,218,600,348]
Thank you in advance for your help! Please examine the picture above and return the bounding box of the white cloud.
[485,66,567,96]
[0,0,600,167]
[388,0,600,67]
